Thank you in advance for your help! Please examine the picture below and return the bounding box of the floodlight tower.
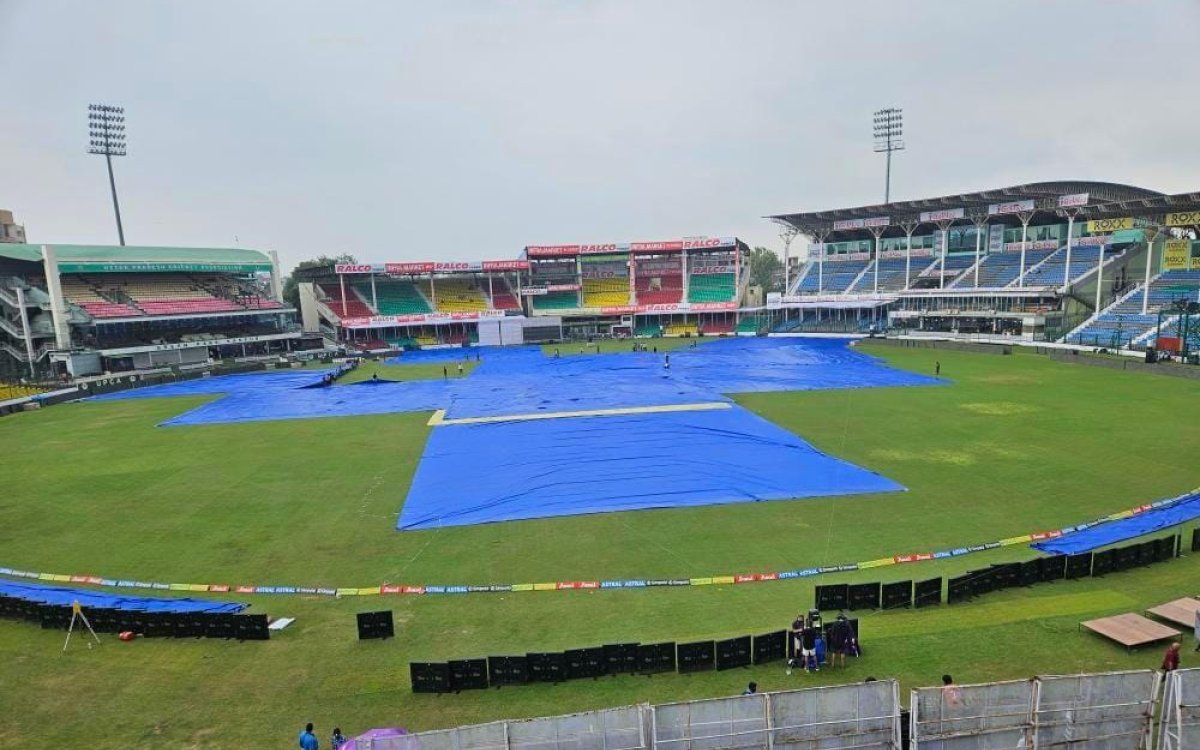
[88,104,127,245]
[873,107,904,204]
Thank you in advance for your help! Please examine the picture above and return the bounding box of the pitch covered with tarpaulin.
[93,338,940,528]
[0,579,246,614]
[400,406,903,529]
[1032,491,1200,555]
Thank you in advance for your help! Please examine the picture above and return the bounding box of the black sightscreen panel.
[1092,548,1117,576]
[815,584,849,611]
[411,662,451,693]
[487,655,528,686]
[677,640,716,674]
[881,580,912,610]
[449,658,489,691]
[564,647,606,680]
[752,630,788,665]
[914,577,942,608]
[1040,556,1066,582]
[716,636,751,671]
[1136,540,1157,567]
[1065,552,1093,579]
[1193,528,1200,553]
[527,652,565,683]
[947,574,973,604]
[847,582,881,611]
[992,562,1021,589]
[1020,559,1043,587]
[1114,544,1138,572]
[638,642,676,674]
[1157,535,1178,562]
[969,568,997,596]
[603,643,639,675]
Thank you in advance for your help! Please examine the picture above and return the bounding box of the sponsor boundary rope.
[0,491,1193,598]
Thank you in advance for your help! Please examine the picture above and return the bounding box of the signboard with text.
[526,237,736,257]
[919,208,965,222]
[832,216,890,231]
[1057,193,1089,208]
[987,200,1036,216]
[1166,211,1200,227]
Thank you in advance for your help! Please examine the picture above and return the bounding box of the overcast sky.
[3,1,1199,270]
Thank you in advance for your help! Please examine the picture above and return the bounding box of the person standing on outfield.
[1163,642,1181,672]
[457,362,464,377]
[935,361,941,376]
[299,722,319,750]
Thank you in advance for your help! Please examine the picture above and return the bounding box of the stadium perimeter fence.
[358,669,1200,750]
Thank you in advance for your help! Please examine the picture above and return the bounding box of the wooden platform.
[1080,613,1180,650]
[1147,597,1200,629]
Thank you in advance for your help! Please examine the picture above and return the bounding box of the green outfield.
[0,341,1197,749]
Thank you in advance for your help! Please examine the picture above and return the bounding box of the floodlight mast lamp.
[873,107,904,204]
[88,104,127,246]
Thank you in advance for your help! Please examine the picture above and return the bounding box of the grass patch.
[0,341,1197,747]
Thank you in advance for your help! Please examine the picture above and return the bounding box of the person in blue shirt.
[299,722,319,750]
[331,727,347,749]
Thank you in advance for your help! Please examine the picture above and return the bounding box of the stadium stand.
[1071,270,1200,346]
[634,322,663,337]
[665,322,699,336]
[355,280,430,315]
[794,260,868,294]
[582,278,630,307]
[1021,246,1104,287]
[58,276,143,318]
[849,258,911,292]
[319,283,376,318]
[532,291,579,311]
[701,320,734,335]
[736,316,767,334]
[423,278,487,312]
[488,278,521,310]
[635,274,683,305]
[956,249,1057,288]
[687,272,737,302]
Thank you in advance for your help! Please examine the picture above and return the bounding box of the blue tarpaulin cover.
[94,338,942,528]
[0,579,246,613]
[399,406,904,529]
[1032,491,1200,555]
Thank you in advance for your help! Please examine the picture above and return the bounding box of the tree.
[746,246,784,293]
[282,253,357,309]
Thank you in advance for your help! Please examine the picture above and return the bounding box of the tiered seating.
[415,335,439,347]
[665,322,699,336]
[532,292,579,310]
[356,280,430,315]
[634,322,662,337]
[424,278,487,312]
[794,262,866,294]
[582,278,630,307]
[100,274,244,316]
[1071,271,1200,347]
[488,278,521,310]
[0,383,44,401]
[966,249,1057,288]
[736,316,766,334]
[687,272,737,302]
[851,258,911,292]
[932,255,978,285]
[701,320,734,335]
[319,284,376,318]
[387,336,419,349]
[634,271,683,305]
[1021,246,1103,287]
[59,276,142,318]
[235,293,285,310]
